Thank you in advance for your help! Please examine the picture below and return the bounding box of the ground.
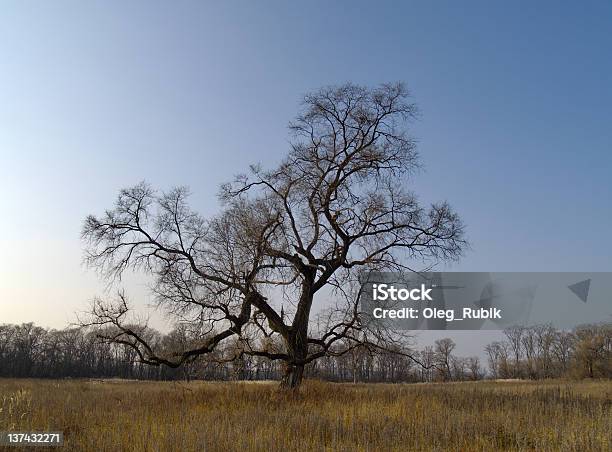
[0,378,610,451]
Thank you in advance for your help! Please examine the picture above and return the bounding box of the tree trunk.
[280,363,304,389]
[279,273,315,390]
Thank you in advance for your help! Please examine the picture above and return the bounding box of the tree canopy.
[81,82,466,388]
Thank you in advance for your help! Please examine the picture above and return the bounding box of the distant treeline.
[485,323,611,379]
[0,323,609,382]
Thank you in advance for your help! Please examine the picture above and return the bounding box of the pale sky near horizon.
[1,1,611,356]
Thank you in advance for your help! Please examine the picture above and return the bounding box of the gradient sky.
[1,2,611,355]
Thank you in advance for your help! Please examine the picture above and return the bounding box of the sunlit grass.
[0,379,609,451]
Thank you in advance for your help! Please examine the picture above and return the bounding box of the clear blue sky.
[1,1,611,355]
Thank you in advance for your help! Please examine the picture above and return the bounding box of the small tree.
[572,324,611,378]
[434,338,456,381]
[467,357,483,381]
[81,82,466,389]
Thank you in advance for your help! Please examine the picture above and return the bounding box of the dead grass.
[0,378,610,451]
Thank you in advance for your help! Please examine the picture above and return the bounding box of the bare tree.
[419,346,435,382]
[521,327,538,379]
[533,324,556,378]
[450,356,468,381]
[80,82,466,389]
[467,357,483,381]
[504,326,525,378]
[552,330,574,374]
[485,341,512,379]
[572,324,611,378]
[434,338,456,381]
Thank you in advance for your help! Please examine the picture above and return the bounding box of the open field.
[0,379,610,451]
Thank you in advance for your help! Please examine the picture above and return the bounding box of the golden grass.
[0,378,610,451]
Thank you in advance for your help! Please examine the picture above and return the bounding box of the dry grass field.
[0,378,610,451]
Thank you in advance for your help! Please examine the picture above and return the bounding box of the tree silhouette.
[81,82,466,388]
